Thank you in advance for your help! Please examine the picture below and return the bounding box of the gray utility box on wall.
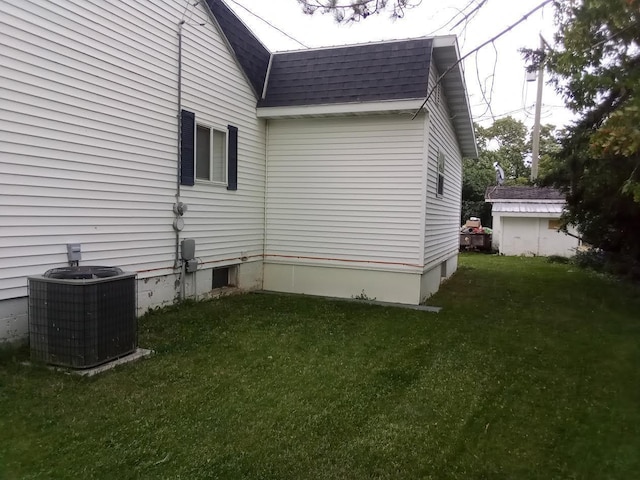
[28,266,137,369]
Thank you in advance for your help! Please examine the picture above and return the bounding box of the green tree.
[478,116,531,184]
[461,155,494,226]
[525,0,640,268]
[461,118,538,226]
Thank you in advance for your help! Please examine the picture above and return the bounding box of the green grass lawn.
[1,254,640,479]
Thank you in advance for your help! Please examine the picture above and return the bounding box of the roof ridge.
[272,36,436,55]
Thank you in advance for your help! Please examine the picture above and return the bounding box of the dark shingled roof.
[485,186,565,201]
[205,2,475,157]
[258,38,433,107]
[205,0,270,96]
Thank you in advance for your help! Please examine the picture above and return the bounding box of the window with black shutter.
[180,109,195,186]
[181,110,238,189]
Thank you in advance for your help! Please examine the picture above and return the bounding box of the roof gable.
[206,3,476,158]
[485,186,565,201]
[258,38,433,108]
[205,0,270,96]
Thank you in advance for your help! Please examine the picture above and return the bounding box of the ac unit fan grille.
[29,272,137,369]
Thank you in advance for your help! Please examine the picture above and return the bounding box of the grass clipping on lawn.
[1,254,640,479]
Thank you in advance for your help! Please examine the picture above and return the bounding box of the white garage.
[486,187,581,257]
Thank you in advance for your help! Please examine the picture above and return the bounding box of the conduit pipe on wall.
[175,20,185,300]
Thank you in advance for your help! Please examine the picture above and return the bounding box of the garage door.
[501,217,539,256]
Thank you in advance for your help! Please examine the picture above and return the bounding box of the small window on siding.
[196,124,227,183]
[437,150,445,196]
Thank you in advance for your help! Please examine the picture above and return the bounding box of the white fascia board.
[256,99,424,118]
[431,37,477,158]
[432,35,457,48]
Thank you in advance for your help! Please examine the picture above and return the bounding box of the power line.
[474,103,567,121]
[425,0,486,38]
[225,0,309,49]
[429,0,477,34]
[450,0,487,31]
[412,0,555,120]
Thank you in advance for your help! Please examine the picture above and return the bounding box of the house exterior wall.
[264,264,422,305]
[263,114,427,304]
[496,215,580,257]
[420,64,464,301]
[0,0,265,342]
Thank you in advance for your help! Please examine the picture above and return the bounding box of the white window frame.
[436,149,445,196]
[195,122,227,185]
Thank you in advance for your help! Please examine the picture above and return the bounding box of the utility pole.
[530,34,545,182]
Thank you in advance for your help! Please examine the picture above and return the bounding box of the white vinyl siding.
[423,64,464,267]
[499,216,580,257]
[265,115,425,271]
[0,0,265,300]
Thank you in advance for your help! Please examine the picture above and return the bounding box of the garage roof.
[485,186,565,201]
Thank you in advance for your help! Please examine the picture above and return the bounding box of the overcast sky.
[219,0,576,130]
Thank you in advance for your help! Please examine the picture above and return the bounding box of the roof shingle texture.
[485,186,565,201]
[206,0,270,96]
[258,38,433,108]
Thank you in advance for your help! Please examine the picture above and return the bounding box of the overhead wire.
[412,0,555,120]
[424,0,488,51]
[450,0,487,31]
[225,0,309,48]
[425,0,483,37]
[221,0,559,125]
[473,103,566,122]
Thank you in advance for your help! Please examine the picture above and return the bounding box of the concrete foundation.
[264,255,458,306]
[0,260,264,343]
[0,256,457,343]
[0,297,28,345]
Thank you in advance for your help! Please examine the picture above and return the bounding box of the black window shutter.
[180,109,195,186]
[227,125,238,191]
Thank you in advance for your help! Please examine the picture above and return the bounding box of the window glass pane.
[196,125,210,180]
[211,129,226,183]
